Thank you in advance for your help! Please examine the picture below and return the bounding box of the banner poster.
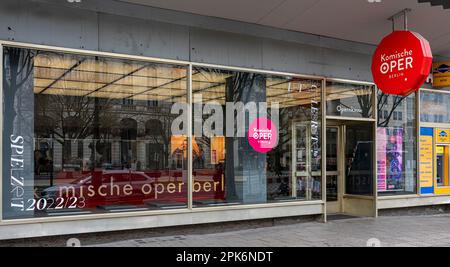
[386,128,404,191]
[419,129,434,192]
[377,128,404,192]
[2,47,36,219]
[377,128,387,192]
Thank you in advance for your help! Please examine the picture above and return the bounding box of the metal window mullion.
[292,123,297,198]
[0,44,3,223]
[321,79,327,222]
[417,89,421,195]
[187,64,193,210]
[373,85,379,218]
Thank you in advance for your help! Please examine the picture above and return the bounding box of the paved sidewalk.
[93,214,450,247]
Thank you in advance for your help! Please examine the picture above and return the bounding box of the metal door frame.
[325,125,344,214]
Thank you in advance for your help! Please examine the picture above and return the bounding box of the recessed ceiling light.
[67,0,82,3]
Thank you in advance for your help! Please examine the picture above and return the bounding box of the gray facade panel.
[36,0,375,56]
[262,38,373,81]
[262,38,324,76]
[0,0,375,81]
[0,0,99,50]
[98,13,190,61]
[190,28,263,69]
[320,48,373,81]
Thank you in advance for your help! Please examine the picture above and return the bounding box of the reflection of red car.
[42,170,160,208]
[54,170,85,182]
[42,168,226,209]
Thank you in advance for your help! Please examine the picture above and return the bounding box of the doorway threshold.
[327,214,360,221]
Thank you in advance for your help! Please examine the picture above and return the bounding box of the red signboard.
[371,31,433,96]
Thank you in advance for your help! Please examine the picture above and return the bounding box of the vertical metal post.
[292,122,297,198]
[322,79,327,222]
[187,64,193,210]
[388,8,412,32]
[0,43,3,223]
[417,90,421,195]
[373,86,379,218]
[404,9,408,31]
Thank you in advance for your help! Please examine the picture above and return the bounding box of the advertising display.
[2,48,36,219]
[377,128,404,192]
[420,128,434,194]
[436,129,450,143]
[372,31,433,96]
[377,128,387,192]
[247,118,278,153]
[433,62,450,88]
[434,128,450,195]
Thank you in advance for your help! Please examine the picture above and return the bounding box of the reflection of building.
[35,97,181,173]
[421,93,447,123]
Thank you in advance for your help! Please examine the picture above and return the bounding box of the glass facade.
[191,67,323,206]
[2,46,324,220]
[377,91,417,195]
[0,44,431,222]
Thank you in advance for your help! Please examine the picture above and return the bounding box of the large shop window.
[2,47,323,220]
[421,91,450,123]
[2,47,189,219]
[191,68,323,206]
[326,81,373,118]
[377,91,417,195]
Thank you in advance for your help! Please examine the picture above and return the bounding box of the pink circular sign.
[247,118,278,153]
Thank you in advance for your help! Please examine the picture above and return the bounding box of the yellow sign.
[433,62,450,88]
[436,129,450,143]
[420,135,434,188]
[437,146,445,154]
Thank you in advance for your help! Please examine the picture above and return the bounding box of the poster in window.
[386,128,404,191]
[377,128,387,191]
[377,128,404,192]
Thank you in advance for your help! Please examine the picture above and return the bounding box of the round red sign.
[371,31,433,96]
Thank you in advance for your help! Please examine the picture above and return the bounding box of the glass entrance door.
[326,121,375,216]
[345,123,374,196]
[326,126,341,214]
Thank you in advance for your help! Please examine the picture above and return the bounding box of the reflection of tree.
[269,107,290,177]
[269,82,321,180]
[225,71,264,200]
[3,47,38,207]
[36,93,118,169]
[356,87,373,118]
[161,116,176,168]
[4,47,36,130]
[232,73,258,102]
[269,105,299,177]
[146,115,178,170]
[377,90,405,127]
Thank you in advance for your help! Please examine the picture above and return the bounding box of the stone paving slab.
[92,215,450,247]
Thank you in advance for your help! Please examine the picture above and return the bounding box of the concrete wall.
[0,0,376,81]
[0,202,324,240]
